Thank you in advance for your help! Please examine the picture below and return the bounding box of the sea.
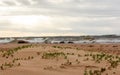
[0,38,120,44]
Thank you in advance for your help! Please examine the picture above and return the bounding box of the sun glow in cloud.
[10,15,51,28]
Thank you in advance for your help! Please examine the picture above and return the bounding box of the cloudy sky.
[0,0,120,37]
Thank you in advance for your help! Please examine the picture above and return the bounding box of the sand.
[0,43,120,75]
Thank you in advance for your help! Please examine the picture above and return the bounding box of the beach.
[0,43,120,75]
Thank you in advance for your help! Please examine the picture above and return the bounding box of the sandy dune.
[0,43,120,75]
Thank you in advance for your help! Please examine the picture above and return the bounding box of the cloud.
[0,0,119,17]
[0,0,120,36]
[3,1,16,6]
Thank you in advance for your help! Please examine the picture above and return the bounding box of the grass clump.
[42,52,66,59]
[84,68,106,75]
[1,45,33,59]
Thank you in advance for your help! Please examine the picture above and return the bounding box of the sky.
[0,0,120,37]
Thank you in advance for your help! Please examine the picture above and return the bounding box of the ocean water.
[74,39,120,44]
[25,38,45,43]
[0,38,14,43]
[0,38,120,44]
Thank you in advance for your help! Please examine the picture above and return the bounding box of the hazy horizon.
[0,0,120,37]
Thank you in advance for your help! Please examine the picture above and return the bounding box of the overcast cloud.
[0,0,120,37]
